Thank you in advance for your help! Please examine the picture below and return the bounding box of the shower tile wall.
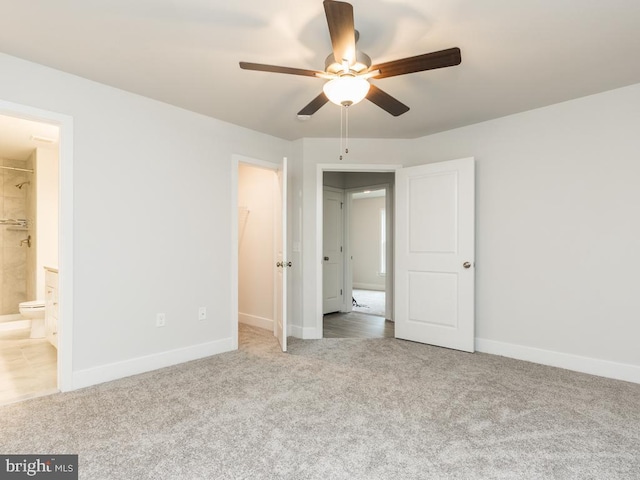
[0,157,30,315]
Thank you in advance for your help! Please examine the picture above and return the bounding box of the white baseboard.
[72,337,236,390]
[289,324,320,339]
[238,313,273,331]
[476,338,640,385]
[353,283,385,291]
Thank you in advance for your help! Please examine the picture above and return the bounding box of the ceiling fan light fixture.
[240,1,460,118]
[323,75,370,107]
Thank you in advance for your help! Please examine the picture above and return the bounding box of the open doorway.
[0,111,65,404]
[237,162,279,333]
[316,160,475,351]
[321,171,395,339]
[233,156,287,352]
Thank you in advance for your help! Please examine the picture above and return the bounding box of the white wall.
[0,53,290,388]
[296,84,640,382]
[351,196,386,290]
[238,164,276,330]
[2,50,638,386]
[411,83,640,375]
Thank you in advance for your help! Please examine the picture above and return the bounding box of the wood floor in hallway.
[323,311,394,339]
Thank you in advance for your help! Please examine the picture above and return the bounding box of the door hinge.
[340,202,343,209]
[340,289,343,296]
[340,246,343,252]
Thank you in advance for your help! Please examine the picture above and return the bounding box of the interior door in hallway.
[395,158,475,352]
[323,188,344,314]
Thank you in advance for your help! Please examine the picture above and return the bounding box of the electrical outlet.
[198,307,207,320]
[156,313,166,327]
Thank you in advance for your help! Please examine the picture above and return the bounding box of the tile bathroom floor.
[0,328,57,405]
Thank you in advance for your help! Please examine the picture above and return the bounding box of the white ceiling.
[1,0,639,141]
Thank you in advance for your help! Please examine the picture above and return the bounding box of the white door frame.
[315,164,401,336]
[344,182,393,319]
[0,99,74,392]
[231,155,284,349]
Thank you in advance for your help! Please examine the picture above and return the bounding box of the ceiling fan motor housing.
[324,50,372,75]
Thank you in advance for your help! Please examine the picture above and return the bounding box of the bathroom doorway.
[0,112,60,404]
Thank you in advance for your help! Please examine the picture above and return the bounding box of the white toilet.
[19,300,46,339]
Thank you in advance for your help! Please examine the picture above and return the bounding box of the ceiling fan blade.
[298,92,330,116]
[366,84,410,116]
[323,0,356,65]
[370,47,461,79]
[239,62,323,77]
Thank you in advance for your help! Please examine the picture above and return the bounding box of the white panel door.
[323,188,344,314]
[275,158,287,352]
[395,158,475,352]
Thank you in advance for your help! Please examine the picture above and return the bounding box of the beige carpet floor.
[0,324,639,479]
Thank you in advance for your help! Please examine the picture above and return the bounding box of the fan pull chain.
[338,105,352,160]
[345,106,349,154]
[339,105,343,160]
[338,105,350,160]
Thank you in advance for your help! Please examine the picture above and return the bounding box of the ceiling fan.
[239,0,461,117]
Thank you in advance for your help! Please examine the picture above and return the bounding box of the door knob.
[463,262,472,269]
[286,261,292,267]
[276,261,282,267]
[324,256,329,261]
